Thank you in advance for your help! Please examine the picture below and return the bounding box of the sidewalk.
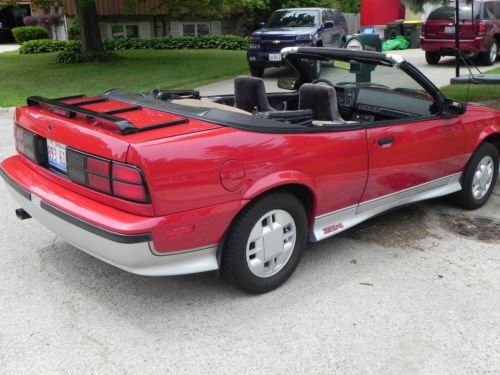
[0,44,19,53]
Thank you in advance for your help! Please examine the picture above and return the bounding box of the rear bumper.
[0,158,220,276]
[420,37,488,54]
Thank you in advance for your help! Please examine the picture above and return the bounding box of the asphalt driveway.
[0,107,500,374]
[198,48,500,95]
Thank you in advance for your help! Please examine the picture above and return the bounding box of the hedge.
[12,26,49,44]
[54,50,117,64]
[19,35,248,54]
[20,39,79,54]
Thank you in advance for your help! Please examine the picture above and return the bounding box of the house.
[61,0,239,39]
[0,1,34,42]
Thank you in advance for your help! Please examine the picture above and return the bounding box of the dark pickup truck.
[247,7,348,77]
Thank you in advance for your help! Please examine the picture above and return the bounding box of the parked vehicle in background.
[420,0,500,66]
[247,8,348,77]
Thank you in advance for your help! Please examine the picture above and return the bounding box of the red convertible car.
[1,48,499,293]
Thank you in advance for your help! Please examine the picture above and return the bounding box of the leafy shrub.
[20,35,249,60]
[23,14,63,28]
[68,16,80,40]
[54,49,117,64]
[20,39,80,54]
[11,26,49,43]
[103,35,248,51]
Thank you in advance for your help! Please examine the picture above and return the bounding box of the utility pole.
[454,0,460,77]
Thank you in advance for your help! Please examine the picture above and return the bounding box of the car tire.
[221,192,308,294]
[425,51,441,65]
[311,59,322,79]
[478,39,498,66]
[451,142,499,210]
[249,65,265,78]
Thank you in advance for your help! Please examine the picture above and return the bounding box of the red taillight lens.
[87,157,110,177]
[66,148,148,203]
[420,24,425,36]
[88,174,111,193]
[477,22,486,36]
[112,163,147,202]
[112,163,142,184]
[112,180,147,202]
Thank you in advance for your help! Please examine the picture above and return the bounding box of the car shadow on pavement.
[33,183,499,324]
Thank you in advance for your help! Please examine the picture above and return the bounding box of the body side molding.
[311,173,462,241]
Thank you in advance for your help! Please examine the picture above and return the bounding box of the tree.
[401,0,472,12]
[400,0,444,12]
[74,0,103,53]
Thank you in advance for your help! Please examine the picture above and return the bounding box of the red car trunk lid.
[15,96,222,162]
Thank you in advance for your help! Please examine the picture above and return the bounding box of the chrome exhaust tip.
[15,208,31,220]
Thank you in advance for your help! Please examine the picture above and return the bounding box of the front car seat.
[298,83,344,122]
[234,76,275,113]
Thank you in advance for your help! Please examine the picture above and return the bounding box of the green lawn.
[0,49,248,107]
[440,66,500,102]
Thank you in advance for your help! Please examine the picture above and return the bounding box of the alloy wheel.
[472,155,495,200]
[246,209,296,278]
[490,41,498,64]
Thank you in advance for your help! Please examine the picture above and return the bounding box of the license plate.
[47,139,67,172]
[269,53,282,62]
[444,26,455,34]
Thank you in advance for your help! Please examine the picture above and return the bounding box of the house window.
[109,24,139,39]
[181,22,210,36]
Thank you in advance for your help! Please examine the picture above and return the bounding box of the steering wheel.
[312,78,335,87]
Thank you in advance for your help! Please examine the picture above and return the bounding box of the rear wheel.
[249,65,265,78]
[451,142,498,210]
[221,192,308,294]
[425,51,441,65]
[479,39,498,66]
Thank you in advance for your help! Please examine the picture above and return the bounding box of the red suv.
[421,0,500,65]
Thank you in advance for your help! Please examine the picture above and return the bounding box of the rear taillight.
[112,164,147,202]
[420,24,426,36]
[477,22,486,36]
[15,125,47,164]
[67,149,149,203]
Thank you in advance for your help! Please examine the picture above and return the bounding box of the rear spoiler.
[26,95,189,135]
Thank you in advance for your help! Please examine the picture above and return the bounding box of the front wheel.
[221,192,308,294]
[451,142,498,210]
[249,65,265,78]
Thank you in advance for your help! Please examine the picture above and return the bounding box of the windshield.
[299,58,429,94]
[288,55,435,118]
[266,10,319,28]
[428,3,481,20]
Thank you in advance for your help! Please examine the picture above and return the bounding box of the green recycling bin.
[402,20,423,48]
[346,34,382,52]
[386,21,403,40]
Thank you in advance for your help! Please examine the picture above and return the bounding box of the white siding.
[211,21,221,35]
[170,21,181,36]
[139,22,151,38]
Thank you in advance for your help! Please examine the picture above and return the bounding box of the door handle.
[378,136,394,146]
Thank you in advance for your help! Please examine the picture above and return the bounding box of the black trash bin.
[403,21,423,48]
[386,21,403,40]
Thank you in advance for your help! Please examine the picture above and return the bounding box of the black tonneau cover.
[103,90,363,134]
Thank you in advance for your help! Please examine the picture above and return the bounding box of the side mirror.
[278,77,298,90]
[446,99,466,116]
[324,21,334,29]
[258,22,266,28]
